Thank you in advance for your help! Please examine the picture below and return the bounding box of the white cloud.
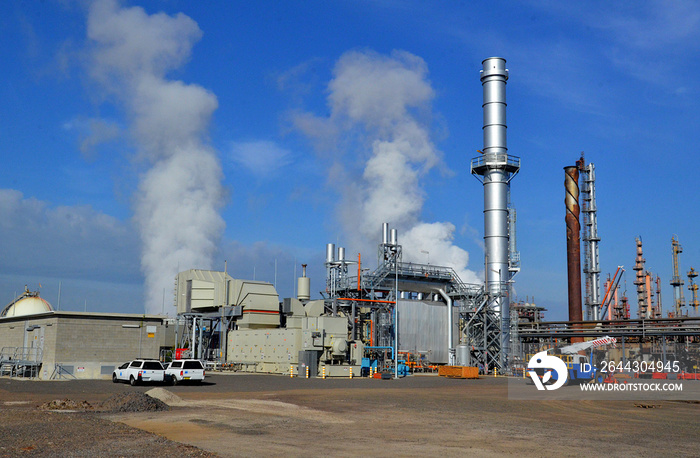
[230,140,292,177]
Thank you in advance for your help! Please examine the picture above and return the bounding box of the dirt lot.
[1,373,699,457]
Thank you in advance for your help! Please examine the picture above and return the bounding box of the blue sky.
[1,0,699,319]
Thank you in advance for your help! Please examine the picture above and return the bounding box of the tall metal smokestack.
[564,165,583,325]
[471,57,520,369]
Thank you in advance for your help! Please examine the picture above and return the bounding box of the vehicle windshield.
[143,361,164,370]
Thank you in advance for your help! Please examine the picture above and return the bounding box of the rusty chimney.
[565,163,583,327]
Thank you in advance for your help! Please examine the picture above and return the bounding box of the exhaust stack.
[564,165,584,327]
[471,57,520,369]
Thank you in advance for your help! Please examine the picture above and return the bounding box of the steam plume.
[296,50,479,283]
[87,0,225,313]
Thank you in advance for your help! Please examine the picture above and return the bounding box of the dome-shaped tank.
[1,287,53,317]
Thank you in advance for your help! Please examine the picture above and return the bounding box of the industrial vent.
[100,365,114,375]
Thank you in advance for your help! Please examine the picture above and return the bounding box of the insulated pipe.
[564,166,583,327]
[436,288,456,365]
[390,228,398,246]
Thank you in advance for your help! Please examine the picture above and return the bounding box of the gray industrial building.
[0,292,172,380]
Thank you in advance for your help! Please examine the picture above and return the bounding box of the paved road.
[0,372,476,401]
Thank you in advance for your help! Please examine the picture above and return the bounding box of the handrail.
[470,153,521,169]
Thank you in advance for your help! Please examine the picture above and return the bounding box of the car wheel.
[112,373,118,383]
[130,376,137,386]
[171,376,178,386]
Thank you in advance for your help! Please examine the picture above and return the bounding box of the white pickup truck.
[165,359,206,385]
[112,359,165,386]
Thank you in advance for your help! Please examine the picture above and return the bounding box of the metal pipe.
[382,223,390,245]
[191,316,196,359]
[336,298,396,304]
[351,302,356,340]
[390,228,398,246]
[436,288,455,365]
[198,316,204,360]
[564,165,583,326]
[395,257,399,378]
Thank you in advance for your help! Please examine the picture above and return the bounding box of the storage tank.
[1,287,53,317]
[456,344,470,366]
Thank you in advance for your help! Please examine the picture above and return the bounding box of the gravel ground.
[1,389,213,457]
[1,374,699,457]
[0,407,215,457]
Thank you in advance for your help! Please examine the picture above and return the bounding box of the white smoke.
[87,0,225,314]
[296,50,479,284]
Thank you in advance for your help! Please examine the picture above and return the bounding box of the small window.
[171,361,182,368]
[143,361,163,370]
[183,361,204,370]
[119,362,130,369]
[129,361,142,368]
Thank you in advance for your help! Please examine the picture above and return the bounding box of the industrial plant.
[2,57,699,381]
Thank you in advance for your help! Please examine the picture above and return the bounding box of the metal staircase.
[0,347,43,378]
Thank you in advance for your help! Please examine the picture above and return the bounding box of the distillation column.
[633,237,648,318]
[670,236,686,317]
[688,268,698,315]
[471,57,520,369]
